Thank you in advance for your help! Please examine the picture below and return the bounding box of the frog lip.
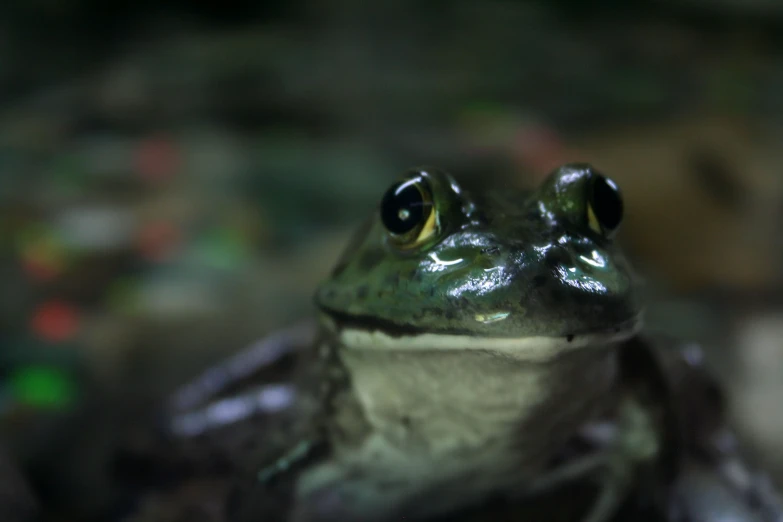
[322,311,643,362]
[317,306,476,338]
[318,305,644,342]
[570,313,643,340]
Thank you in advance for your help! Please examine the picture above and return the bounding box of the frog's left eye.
[587,174,623,236]
[380,175,438,248]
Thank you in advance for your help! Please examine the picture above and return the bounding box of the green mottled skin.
[317,164,640,338]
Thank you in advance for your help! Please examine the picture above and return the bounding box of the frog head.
[316,164,641,358]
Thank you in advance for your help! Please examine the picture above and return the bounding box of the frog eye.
[380,175,438,248]
[587,174,623,236]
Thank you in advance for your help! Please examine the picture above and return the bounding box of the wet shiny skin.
[317,164,640,340]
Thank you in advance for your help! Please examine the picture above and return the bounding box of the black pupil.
[591,175,623,231]
[380,180,427,235]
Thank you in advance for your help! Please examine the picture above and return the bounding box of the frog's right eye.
[587,174,623,237]
[380,175,438,248]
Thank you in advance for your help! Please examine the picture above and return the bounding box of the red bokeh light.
[134,135,181,183]
[30,301,81,343]
[136,220,182,262]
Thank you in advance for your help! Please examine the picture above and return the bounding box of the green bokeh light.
[8,365,78,409]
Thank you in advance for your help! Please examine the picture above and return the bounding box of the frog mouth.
[320,309,643,362]
[318,307,479,337]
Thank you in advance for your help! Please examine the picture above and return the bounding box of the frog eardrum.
[380,172,438,248]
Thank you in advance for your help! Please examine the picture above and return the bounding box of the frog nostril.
[531,274,547,288]
[480,246,501,256]
[543,247,572,271]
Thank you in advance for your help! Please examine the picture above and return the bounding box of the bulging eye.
[587,174,623,236]
[380,175,438,248]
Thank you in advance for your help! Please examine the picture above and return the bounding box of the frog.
[204,162,778,522]
[264,163,644,520]
[108,163,782,522]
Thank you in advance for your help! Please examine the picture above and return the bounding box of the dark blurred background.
[1,0,783,516]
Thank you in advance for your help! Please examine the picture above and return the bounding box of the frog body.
[211,165,635,522]
[262,165,630,519]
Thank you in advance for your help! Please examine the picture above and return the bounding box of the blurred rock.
[0,445,39,522]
